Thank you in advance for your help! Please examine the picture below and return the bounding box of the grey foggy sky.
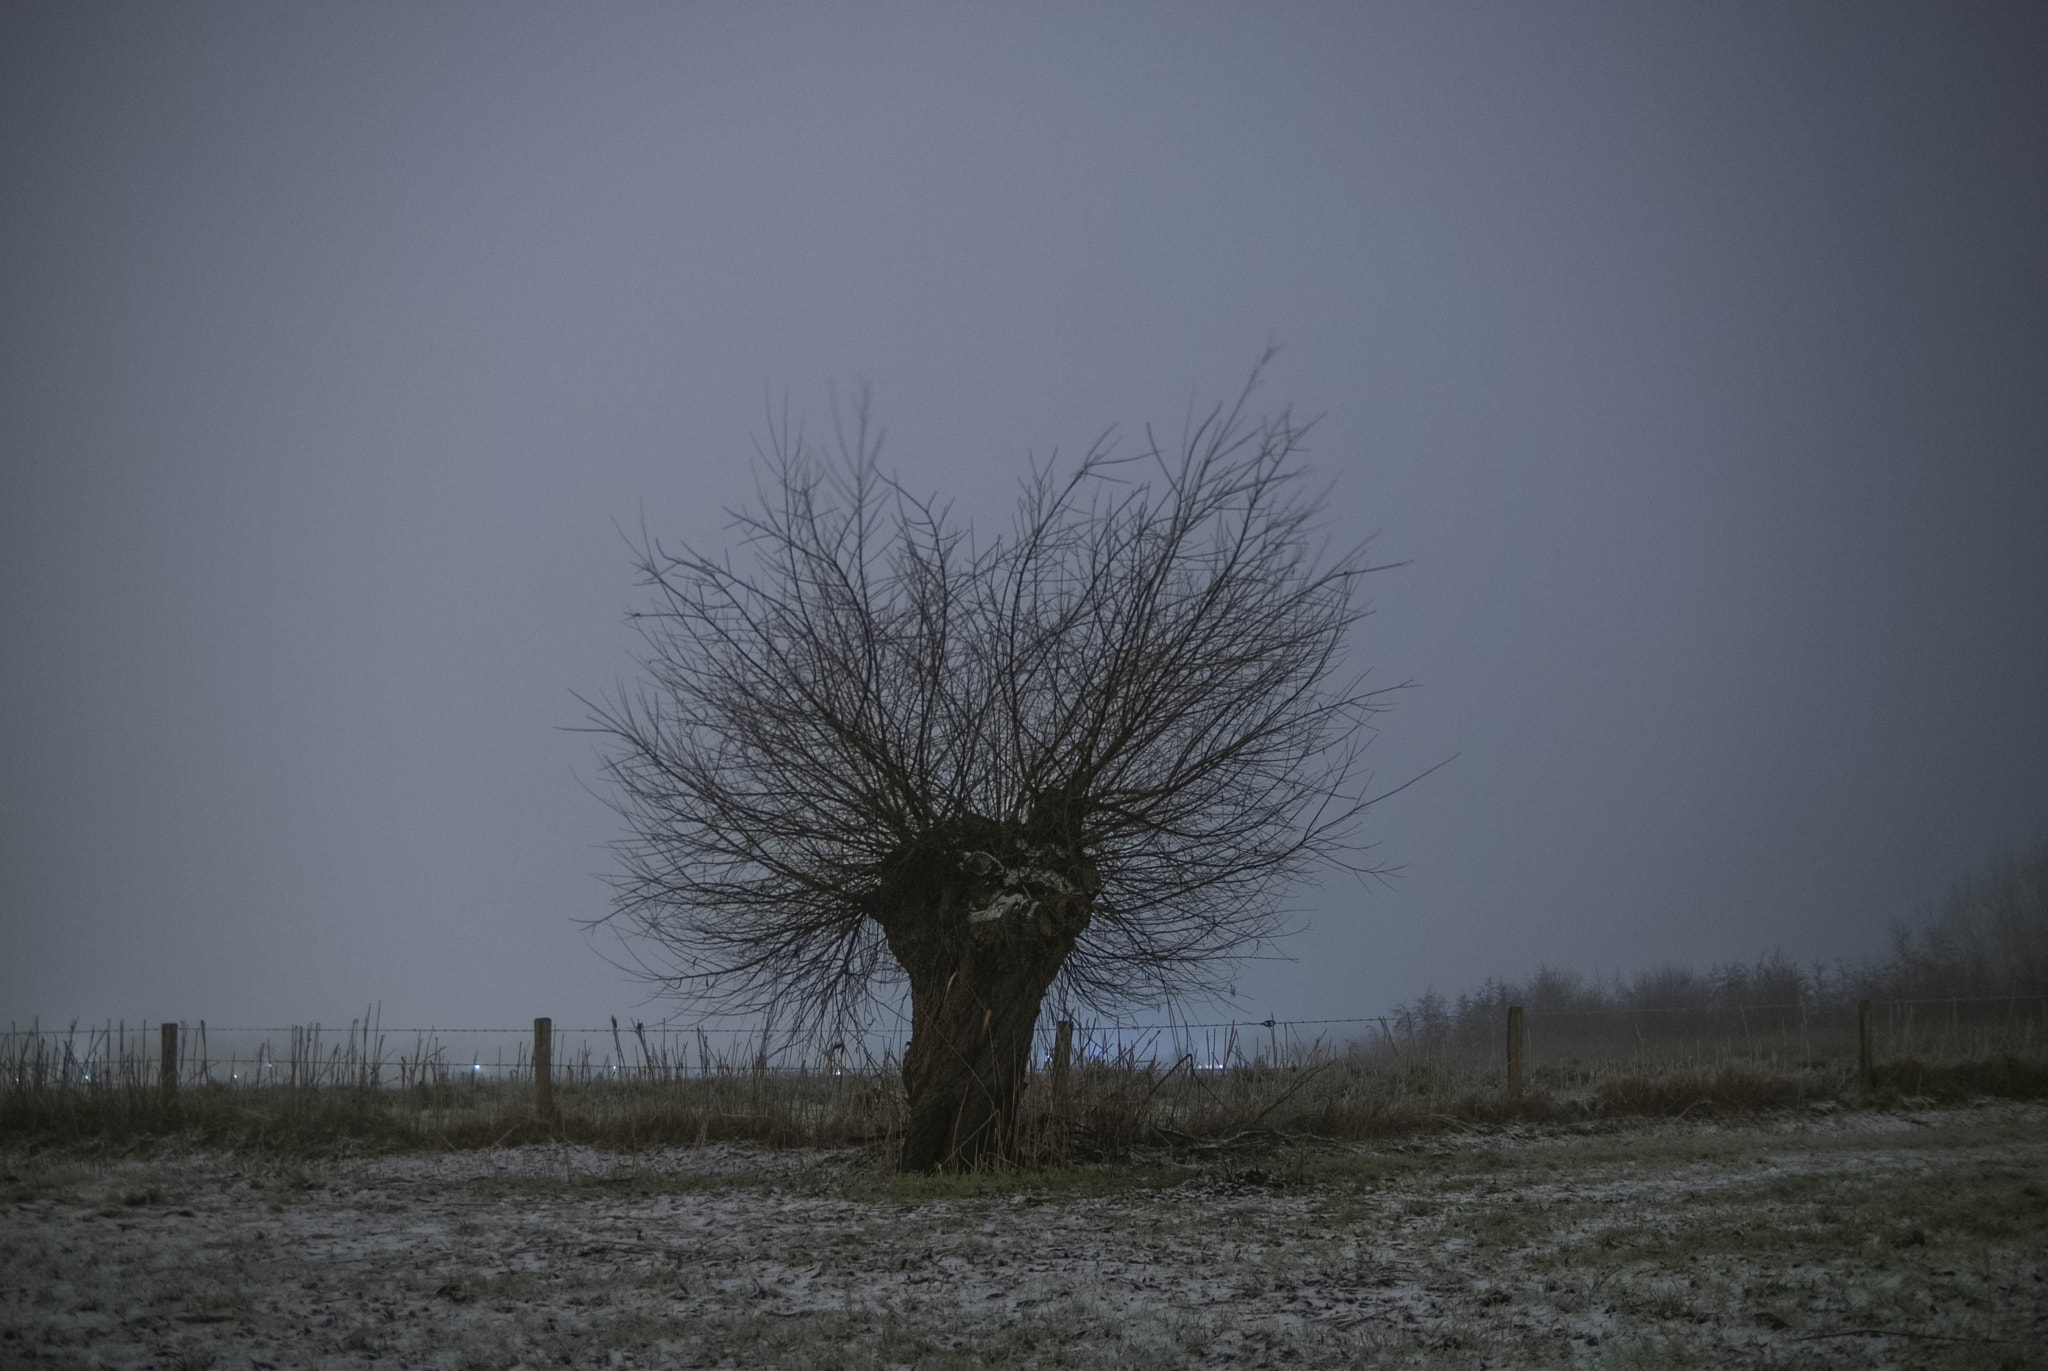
[3,3,2045,1033]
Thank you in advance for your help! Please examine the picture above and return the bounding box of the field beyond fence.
[6,994,2045,1160]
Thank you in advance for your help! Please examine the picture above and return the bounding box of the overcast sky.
[4,2,2045,1037]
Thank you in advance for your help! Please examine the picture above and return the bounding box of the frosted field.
[3,1104,2043,1369]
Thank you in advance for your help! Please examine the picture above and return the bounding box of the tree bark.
[872,820,1095,1171]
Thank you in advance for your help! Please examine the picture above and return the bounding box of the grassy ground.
[3,1102,2043,1369]
[7,1041,2046,1160]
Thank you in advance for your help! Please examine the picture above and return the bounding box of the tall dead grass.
[7,1005,2044,1163]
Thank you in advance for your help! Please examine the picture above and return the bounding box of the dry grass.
[7,1014,2045,1164]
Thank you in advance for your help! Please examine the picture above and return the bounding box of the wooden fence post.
[160,1022,178,1101]
[533,1017,555,1121]
[1051,1021,1073,1096]
[1858,999,1875,1091]
[1506,1005,1525,1102]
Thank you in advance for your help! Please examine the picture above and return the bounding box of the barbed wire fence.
[6,993,2044,1097]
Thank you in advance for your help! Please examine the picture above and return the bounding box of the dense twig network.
[583,356,1404,1049]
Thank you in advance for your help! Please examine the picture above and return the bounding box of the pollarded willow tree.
[586,359,1407,1170]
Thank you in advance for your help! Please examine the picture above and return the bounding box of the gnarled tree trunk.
[872,818,1096,1171]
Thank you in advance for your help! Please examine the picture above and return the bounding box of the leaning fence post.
[1857,998,1875,1091]
[1051,1021,1074,1096]
[1506,1005,1525,1102]
[160,1022,178,1101]
[533,1017,555,1121]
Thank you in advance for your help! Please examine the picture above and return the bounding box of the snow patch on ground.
[3,1103,2042,1368]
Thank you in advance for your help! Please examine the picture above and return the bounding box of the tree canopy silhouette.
[586,359,1406,1169]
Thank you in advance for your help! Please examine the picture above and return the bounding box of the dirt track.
[3,1103,2044,1368]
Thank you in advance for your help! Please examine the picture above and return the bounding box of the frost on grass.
[2,1104,2044,1369]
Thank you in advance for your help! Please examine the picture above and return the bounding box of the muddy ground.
[2,1102,2043,1369]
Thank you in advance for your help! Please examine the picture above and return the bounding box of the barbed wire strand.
[15,993,2045,1040]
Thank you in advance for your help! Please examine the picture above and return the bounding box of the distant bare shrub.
[1386,835,2048,1058]
[1867,836,2048,1001]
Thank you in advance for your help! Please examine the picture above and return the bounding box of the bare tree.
[585,357,1407,1170]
